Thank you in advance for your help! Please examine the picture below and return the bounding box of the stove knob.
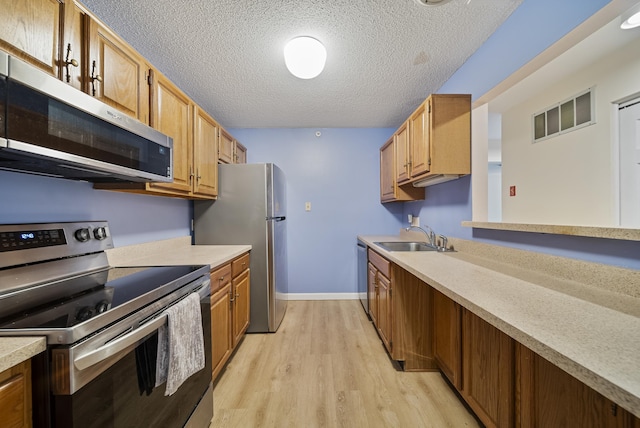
[74,228,91,242]
[93,227,108,240]
[77,307,94,322]
[95,300,109,314]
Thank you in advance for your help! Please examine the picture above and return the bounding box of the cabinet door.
[0,0,63,78]
[433,289,461,389]
[367,263,378,326]
[462,308,514,428]
[61,1,88,91]
[518,345,627,428]
[193,106,218,198]
[235,142,247,164]
[0,360,31,428]
[232,269,250,347]
[377,273,392,354]
[149,70,193,195]
[88,18,150,123]
[409,100,430,178]
[210,283,232,382]
[218,129,234,164]
[380,138,396,201]
[395,121,410,183]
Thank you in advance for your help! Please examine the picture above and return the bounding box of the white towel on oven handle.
[155,292,205,396]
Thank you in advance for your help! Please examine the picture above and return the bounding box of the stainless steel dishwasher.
[357,240,369,315]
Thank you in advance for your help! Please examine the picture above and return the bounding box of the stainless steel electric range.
[0,221,212,428]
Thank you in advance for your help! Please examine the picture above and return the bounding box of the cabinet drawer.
[210,263,232,293]
[368,249,390,278]
[232,253,250,277]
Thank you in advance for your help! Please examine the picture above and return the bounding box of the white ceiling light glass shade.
[620,3,640,29]
[284,36,327,79]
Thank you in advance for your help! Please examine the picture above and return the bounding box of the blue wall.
[407,0,640,271]
[2,0,637,296]
[229,128,404,294]
[0,170,190,247]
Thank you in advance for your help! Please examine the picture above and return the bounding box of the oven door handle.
[74,314,167,371]
[73,281,209,371]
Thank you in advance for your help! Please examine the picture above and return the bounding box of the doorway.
[619,97,640,227]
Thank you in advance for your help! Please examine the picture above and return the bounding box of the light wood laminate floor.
[211,300,479,427]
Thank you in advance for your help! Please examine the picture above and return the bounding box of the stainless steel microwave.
[0,51,173,183]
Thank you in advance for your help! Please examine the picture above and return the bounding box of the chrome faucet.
[405,225,436,248]
[405,225,450,251]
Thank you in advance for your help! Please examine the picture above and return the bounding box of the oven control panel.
[0,221,113,269]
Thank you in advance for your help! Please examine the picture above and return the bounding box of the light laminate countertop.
[0,337,46,373]
[358,234,640,418]
[106,236,251,269]
[1,239,250,376]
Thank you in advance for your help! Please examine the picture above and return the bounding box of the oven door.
[32,278,212,428]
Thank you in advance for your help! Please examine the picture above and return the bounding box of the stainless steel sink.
[374,241,438,252]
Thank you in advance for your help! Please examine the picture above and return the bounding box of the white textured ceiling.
[80,0,522,128]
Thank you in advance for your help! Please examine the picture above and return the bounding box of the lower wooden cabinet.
[432,288,461,389]
[362,253,640,427]
[0,360,32,428]
[210,283,232,381]
[209,252,250,382]
[367,248,436,370]
[518,345,638,428]
[461,308,515,428]
[231,270,250,346]
[367,249,392,355]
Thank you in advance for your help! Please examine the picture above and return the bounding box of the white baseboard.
[285,293,360,301]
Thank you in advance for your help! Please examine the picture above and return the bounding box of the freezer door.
[267,163,287,218]
[269,215,288,331]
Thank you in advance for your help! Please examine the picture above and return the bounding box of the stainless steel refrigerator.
[193,163,288,332]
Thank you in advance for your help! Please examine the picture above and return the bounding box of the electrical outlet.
[305,202,311,211]
[411,216,420,227]
[510,186,516,197]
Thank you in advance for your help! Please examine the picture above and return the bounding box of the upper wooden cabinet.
[0,0,63,78]
[87,17,150,124]
[218,129,247,164]
[1,1,249,200]
[380,94,469,202]
[235,142,247,164]
[147,70,193,196]
[0,0,150,124]
[380,136,424,203]
[192,106,219,198]
[390,94,471,189]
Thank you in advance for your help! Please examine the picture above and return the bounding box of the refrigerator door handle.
[266,216,286,221]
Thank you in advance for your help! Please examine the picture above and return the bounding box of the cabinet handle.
[229,291,235,303]
[64,44,78,83]
[90,61,103,96]
[218,276,225,282]
[196,169,202,182]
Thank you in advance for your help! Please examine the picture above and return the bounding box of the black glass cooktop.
[0,265,205,330]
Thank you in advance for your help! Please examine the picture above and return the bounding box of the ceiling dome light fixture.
[284,36,327,79]
[414,0,454,6]
[620,2,640,29]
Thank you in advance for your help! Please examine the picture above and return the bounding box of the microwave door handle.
[74,314,167,371]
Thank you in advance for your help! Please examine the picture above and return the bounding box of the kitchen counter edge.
[358,234,640,419]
